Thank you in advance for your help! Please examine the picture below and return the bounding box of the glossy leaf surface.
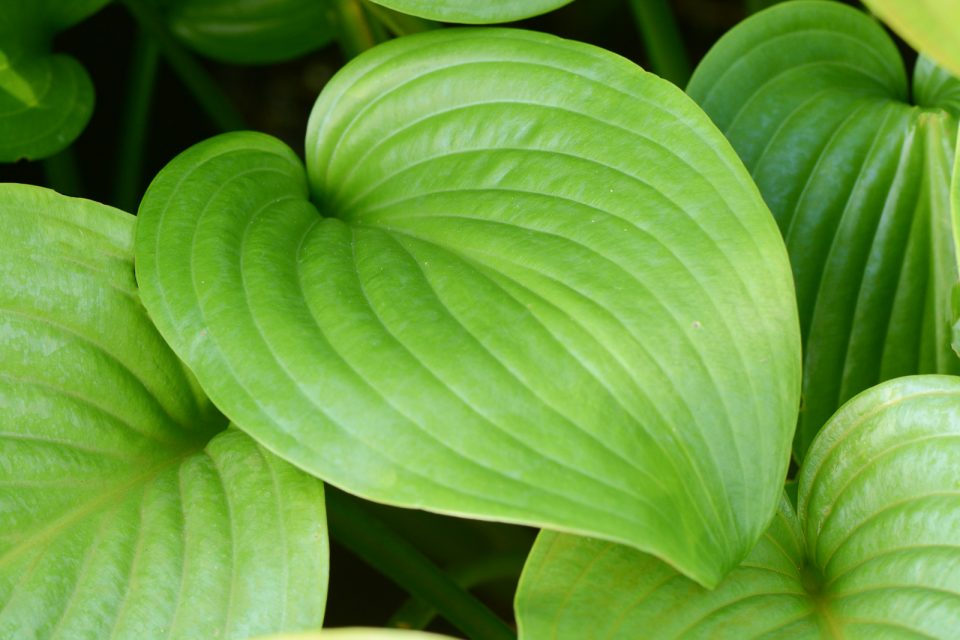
[136,28,801,587]
[365,0,573,24]
[517,375,960,639]
[861,0,960,79]
[688,0,960,458]
[167,0,336,64]
[0,1,108,161]
[0,185,329,638]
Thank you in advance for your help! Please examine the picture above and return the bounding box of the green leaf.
[0,1,108,162]
[516,375,960,639]
[135,28,801,588]
[166,0,337,64]
[255,629,460,639]
[364,0,574,24]
[687,0,960,459]
[861,0,960,80]
[0,184,329,638]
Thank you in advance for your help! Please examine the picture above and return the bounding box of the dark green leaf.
[364,0,573,24]
[0,1,108,161]
[166,0,337,64]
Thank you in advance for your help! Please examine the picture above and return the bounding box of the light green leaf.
[166,0,336,64]
[364,0,573,24]
[135,28,801,588]
[0,184,329,638]
[687,0,960,459]
[516,375,960,639]
[0,1,108,162]
[861,0,960,80]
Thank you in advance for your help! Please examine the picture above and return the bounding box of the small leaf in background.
[861,0,960,80]
[516,375,960,639]
[166,0,337,64]
[135,28,801,588]
[687,0,960,459]
[364,0,574,24]
[0,185,328,638]
[0,1,108,162]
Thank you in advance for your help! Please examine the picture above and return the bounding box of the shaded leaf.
[135,28,801,588]
[0,1,108,161]
[166,0,337,64]
[0,184,329,638]
[364,0,573,24]
[516,375,960,639]
[688,0,960,458]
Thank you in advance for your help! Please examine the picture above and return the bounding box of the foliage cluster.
[1,0,959,638]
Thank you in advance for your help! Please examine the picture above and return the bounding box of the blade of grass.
[120,0,246,132]
[113,30,159,212]
[325,487,516,640]
[627,0,691,86]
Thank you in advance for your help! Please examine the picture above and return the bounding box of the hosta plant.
[1,0,959,639]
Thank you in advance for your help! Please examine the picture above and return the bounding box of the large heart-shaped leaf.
[0,184,329,638]
[0,1,109,162]
[166,0,336,64]
[364,0,573,24]
[861,0,960,79]
[516,375,960,638]
[687,0,960,459]
[135,28,801,587]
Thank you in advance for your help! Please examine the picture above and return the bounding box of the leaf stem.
[120,0,246,132]
[332,0,381,59]
[325,488,516,640]
[113,30,160,212]
[388,551,527,630]
[362,1,441,36]
[627,0,691,86]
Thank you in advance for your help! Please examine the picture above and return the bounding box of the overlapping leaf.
[365,0,573,24]
[687,0,960,458]
[516,375,960,639]
[0,1,108,161]
[135,28,801,587]
[0,185,329,638]
[861,0,960,79]
[166,0,336,64]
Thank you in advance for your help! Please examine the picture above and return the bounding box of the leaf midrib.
[0,440,206,570]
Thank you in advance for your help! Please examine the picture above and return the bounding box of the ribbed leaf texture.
[167,0,336,64]
[0,185,329,638]
[0,1,107,161]
[364,0,573,23]
[135,28,801,588]
[516,375,960,639]
[687,0,960,459]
